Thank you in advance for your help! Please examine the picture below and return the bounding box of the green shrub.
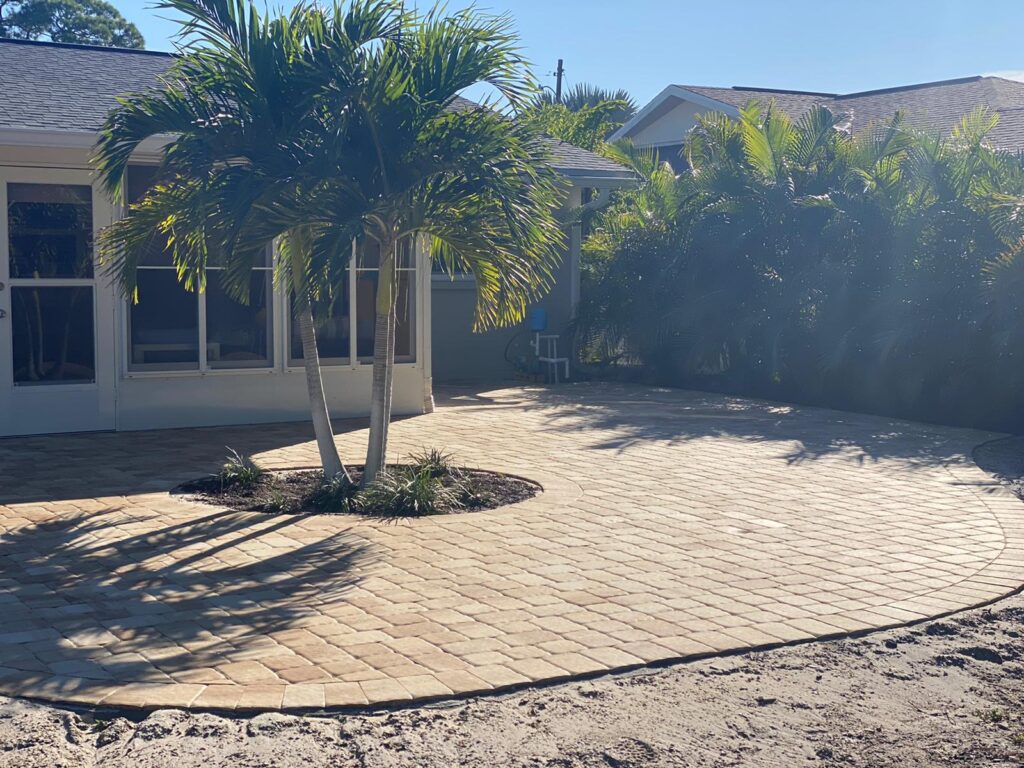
[579,105,1024,432]
[409,448,459,479]
[358,467,464,517]
[219,448,264,489]
[309,472,356,514]
[263,491,288,513]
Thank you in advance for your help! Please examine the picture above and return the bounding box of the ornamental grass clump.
[309,473,357,514]
[409,448,460,479]
[357,466,465,517]
[218,448,264,490]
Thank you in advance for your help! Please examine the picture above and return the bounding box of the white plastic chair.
[535,333,570,383]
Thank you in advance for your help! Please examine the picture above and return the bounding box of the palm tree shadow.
[0,503,374,693]
[526,383,989,469]
[0,415,371,504]
[971,435,1024,495]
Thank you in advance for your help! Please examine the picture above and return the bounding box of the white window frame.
[284,236,418,371]
[122,258,277,379]
[6,180,99,390]
[117,162,280,379]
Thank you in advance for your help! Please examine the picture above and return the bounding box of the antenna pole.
[555,59,564,103]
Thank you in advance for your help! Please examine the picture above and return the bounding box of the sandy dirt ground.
[2,437,1023,768]
[2,595,1023,768]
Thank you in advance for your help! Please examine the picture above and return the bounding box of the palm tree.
[302,5,565,486]
[93,0,405,483]
[583,98,1024,429]
[533,82,637,125]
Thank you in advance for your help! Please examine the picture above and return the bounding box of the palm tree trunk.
[288,229,350,483]
[297,303,349,481]
[382,292,396,449]
[363,239,397,487]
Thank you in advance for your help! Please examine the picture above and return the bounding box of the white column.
[417,233,434,413]
[568,186,583,316]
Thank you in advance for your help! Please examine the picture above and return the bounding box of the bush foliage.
[218,448,264,489]
[579,104,1024,431]
[358,467,465,517]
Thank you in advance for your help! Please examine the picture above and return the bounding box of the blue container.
[528,308,547,332]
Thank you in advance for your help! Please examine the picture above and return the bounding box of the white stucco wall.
[629,98,706,147]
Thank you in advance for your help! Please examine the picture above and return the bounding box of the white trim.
[7,277,93,287]
[123,366,277,380]
[641,139,689,149]
[610,85,740,142]
[0,127,173,155]
[0,166,117,435]
[556,174,637,188]
[349,238,358,365]
[197,278,209,373]
[0,128,633,187]
[417,233,432,398]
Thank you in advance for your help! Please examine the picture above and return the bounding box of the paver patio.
[0,383,1022,711]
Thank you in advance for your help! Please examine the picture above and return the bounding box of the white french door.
[0,167,116,436]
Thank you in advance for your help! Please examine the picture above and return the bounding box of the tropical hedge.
[578,104,1024,431]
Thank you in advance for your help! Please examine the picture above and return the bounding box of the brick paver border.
[1,384,1021,712]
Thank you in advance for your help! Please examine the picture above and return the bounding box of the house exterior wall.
[430,187,582,383]
[629,99,705,147]
[0,144,430,436]
[0,142,592,434]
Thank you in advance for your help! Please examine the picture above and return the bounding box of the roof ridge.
[0,36,173,57]
[836,76,983,100]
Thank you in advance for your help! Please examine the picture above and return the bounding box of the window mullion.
[349,237,357,367]
[198,278,209,372]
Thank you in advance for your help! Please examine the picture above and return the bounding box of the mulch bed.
[175,465,540,516]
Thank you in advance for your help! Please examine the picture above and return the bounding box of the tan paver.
[0,383,1021,711]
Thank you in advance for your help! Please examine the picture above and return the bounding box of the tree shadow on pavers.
[0,413,424,506]
[971,435,1024,496]
[0,504,374,696]
[528,382,989,469]
[0,416,376,505]
[432,383,537,409]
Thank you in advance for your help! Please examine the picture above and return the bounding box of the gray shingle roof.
[540,138,635,179]
[834,77,1024,149]
[450,95,634,179]
[677,85,833,120]
[671,76,1024,151]
[0,39,171,131]
[0,38,633,181]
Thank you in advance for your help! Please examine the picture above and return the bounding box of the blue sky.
[111,0,1024,105]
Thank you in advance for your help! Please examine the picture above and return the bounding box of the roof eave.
[0,127,172,155]
[610,85,740,142]
[554,169,639,188]
[0,127,637,184]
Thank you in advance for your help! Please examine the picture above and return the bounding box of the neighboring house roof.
[450,94,636,182]
[0,38,633,183]
[677,85,834,119]
[833,77,1024,148]
[614,76,1024,151]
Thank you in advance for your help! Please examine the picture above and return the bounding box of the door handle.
[0,310,5,319]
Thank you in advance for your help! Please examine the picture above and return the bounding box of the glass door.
[0,168,116,436]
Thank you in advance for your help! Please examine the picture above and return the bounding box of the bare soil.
[176,467,540,516]
[2,436,1022,767]
[2,596,1023,767]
